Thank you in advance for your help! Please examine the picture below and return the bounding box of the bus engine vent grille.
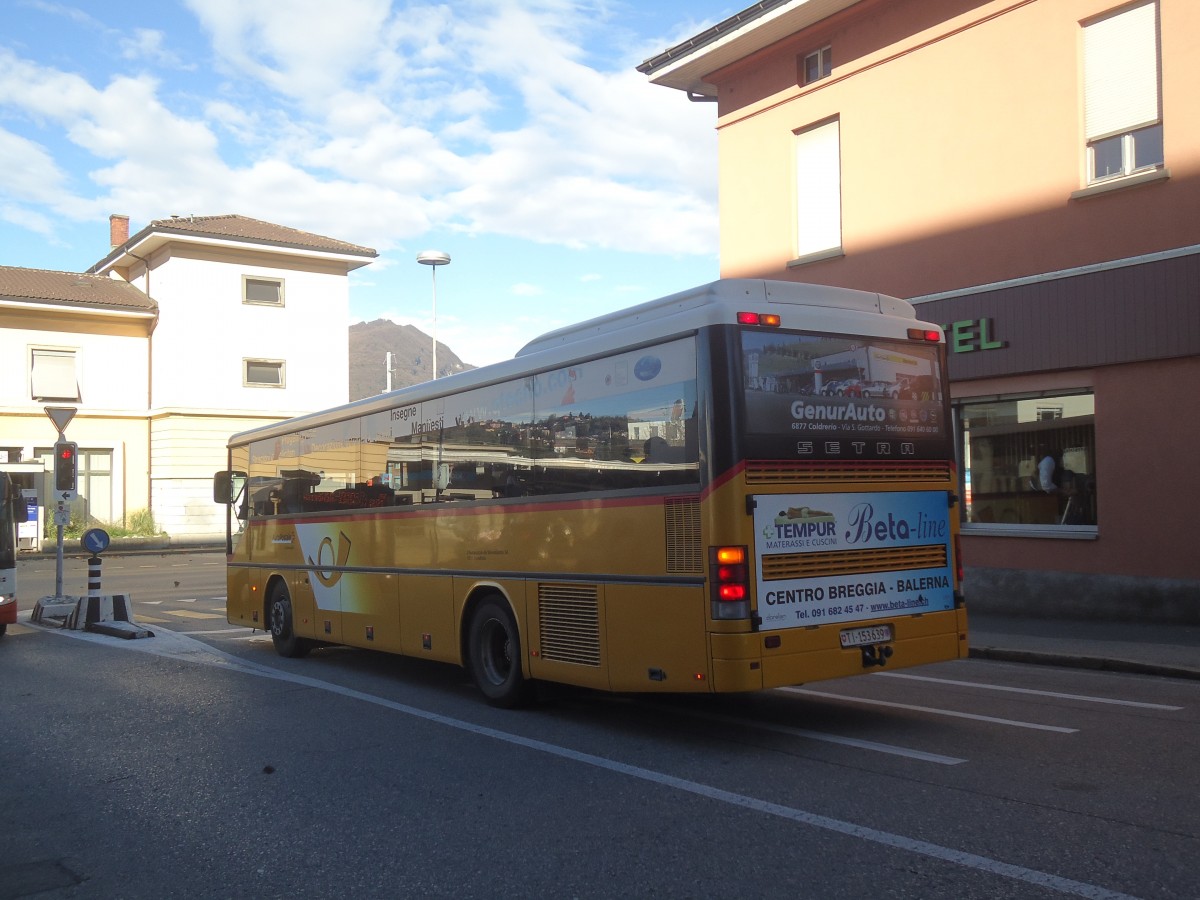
[746,461,952,485]
[761,544,948,581]
[664,496,703,574]
[538,583,601,667]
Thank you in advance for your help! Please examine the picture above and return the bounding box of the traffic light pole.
[52,433,77,601]
[55,501,64,600]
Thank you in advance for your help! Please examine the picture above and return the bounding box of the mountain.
[349,319,475,401]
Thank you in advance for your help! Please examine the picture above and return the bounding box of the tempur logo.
[762,506,837,550]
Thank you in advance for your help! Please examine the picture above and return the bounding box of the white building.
[0,214,376,543]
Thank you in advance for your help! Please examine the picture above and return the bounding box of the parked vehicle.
[860,380,898,398]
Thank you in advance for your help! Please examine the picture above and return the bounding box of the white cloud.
[0,1,717,263]
[119,29,192,69]
[0,127,72,204]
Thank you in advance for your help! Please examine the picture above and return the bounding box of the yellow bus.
[214,279,966,705]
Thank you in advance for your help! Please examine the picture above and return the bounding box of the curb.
[969,646,1200,681]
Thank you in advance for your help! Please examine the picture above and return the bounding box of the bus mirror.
[213,471,247,505]
[11,494,28,523]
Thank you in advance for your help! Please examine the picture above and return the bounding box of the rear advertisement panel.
[754,491,955,632]
[742,330,949,461]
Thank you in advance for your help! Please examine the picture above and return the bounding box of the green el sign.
[947,317,1006,354]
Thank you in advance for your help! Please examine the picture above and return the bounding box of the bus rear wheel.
[467,597,534,708]
[269,582,311,659]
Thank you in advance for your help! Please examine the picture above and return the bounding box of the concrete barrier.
[66,593,134,630]
[31,593,153,639]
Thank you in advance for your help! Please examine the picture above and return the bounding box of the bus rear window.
[741,330,949,461]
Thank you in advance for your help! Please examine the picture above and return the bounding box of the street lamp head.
[416,250,451,266]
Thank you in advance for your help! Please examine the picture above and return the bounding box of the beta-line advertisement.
[753,491,955,630]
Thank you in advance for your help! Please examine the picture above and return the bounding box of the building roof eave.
[0,296,158,319]
[637,0,861,96]
[88,215,379,275]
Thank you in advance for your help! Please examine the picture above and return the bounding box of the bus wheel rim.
[481,618,511,684]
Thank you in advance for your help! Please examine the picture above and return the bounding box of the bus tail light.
[711,546,751,620]
[907,327,942,342]
[737,312,782,327]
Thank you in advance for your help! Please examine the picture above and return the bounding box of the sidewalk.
[969,613,1200,681]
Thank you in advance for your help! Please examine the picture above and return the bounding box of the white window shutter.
[1084,1,1159,141]
[795,119,841,257]
[31,349,79,400]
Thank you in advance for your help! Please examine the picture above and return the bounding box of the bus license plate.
[839,624,893,648]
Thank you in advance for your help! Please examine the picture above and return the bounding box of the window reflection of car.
[860,380,896,398]
[820,380,843,396]
[836,379,865,397]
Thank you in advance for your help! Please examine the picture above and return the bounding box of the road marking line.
[187,628,249,635]
[644,704,966,765]
[780,687,1079,733]
[875,671,1184,711]
[166,610,224,620]
[19,621,1137,899]
[133,615,170,624]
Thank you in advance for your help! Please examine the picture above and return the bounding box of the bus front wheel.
[269,583,311,659]
[467,597,533,708]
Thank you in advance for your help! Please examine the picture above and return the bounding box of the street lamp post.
[416,250,451,379]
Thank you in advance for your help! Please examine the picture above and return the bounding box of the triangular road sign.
[45,406,77,435]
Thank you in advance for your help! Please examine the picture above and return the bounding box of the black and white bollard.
[88,555,102,598]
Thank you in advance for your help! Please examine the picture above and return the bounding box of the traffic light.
[54,441,78,494]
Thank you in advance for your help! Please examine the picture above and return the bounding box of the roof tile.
[149,214,377,257]
[0,266,156,313]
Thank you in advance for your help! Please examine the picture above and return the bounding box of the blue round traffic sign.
[82,528,111,554]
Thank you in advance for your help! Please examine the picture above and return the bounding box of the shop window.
[959,392,1097,531]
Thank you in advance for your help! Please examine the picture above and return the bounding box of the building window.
[793,118,841,260]
[244,358,285,388]
[30,348,79,401]
[35,446,111,525]
[1083,2,1162,184]
[243,276,285,306]
[802,45,832,84]
[959,391,1097,530]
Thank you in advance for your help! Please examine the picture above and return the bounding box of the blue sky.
[0,0,730,367]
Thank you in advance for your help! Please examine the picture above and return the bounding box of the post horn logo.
[308,532,352,587]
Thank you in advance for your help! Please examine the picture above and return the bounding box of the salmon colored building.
[642,0,1199,621]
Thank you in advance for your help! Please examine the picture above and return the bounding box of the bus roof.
[225,279,923,448]
[515,279,913,357]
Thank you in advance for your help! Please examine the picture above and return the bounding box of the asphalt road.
[3,553,1196,899]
